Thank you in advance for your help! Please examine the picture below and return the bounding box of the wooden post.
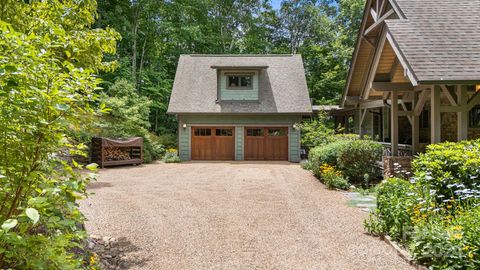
[457,85,469,141]
[382,107,390,142]
[412,91,420,154]
[431,86,441,143]
[391,91,399,156]
[354,109,362,136]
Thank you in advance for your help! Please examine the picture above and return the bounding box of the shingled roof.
[167,55,312,114]
[386,0,480,83]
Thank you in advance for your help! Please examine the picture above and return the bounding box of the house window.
[246,128,263,136]
[194,128,211,136]
[227,74,253,90]
[470,105,480,128]
[215,128,233,136]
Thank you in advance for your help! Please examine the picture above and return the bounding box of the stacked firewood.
[104,147,131,161]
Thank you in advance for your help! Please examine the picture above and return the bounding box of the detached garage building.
[167,55,312,162]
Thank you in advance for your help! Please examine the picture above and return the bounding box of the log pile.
[104,147,131,161]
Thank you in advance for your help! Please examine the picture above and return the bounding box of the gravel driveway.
[80,162,412,270]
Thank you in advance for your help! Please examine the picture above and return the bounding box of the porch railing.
[378,142,412,157]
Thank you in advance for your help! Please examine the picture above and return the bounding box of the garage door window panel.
[247,128,264,136]
[216,128,233,136]
[194,128,211,136]
[267,128,287,136]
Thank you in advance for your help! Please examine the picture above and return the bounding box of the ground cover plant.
[0,0,118,268]
[365,139,480,269]
[163,148,181,163]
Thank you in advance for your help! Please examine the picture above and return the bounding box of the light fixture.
[476,84,480,92]
[292,124,299,130]
[182,123,187,129]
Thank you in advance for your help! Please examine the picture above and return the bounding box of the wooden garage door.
[244,127,288,161]
[191,127,235,160]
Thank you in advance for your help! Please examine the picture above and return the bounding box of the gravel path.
[80,162,412,270]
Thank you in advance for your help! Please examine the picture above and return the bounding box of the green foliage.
[337,139,383,183]
[298,111,336,148]
[92,0,366,142]
[163,149,181,163]
[365,140,480,269]
[364,178,415,241]
[308,140,350,176]
[412,139,480,201]
[410,210,480,270]
[308,138,381,184]
[322,169,350,190]
[99,79,151,136]
[95,79,164,162]
[0,0,118,268]
[157,133,178,149]
[143,133,166,163]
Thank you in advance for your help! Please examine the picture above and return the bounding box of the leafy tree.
[298,111,336,147]
[98,79,152,137]
[0,0,118,268]
[92,0,366,140]
[96,79,165,161]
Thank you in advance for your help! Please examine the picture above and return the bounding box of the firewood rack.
[91,137,143,168]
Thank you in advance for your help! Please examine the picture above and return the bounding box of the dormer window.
[226,74,253,90]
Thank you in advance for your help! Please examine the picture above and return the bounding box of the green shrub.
[364,178,415,241]
[308,138,382,183]
[308,140,349,176]
[412,139,480,202]
[143,134,166,163]
[298,111,336,148]
[0,0,118,268]
[365,139,480,269]
[337,139,383,183]
[410,207,480,269]
[157,133,177,149]
[323,172,350,190]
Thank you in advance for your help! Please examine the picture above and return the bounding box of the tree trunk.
[132,5,141,85]
[137,37,147,89]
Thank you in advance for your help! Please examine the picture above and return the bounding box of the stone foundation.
[383,156,413,179]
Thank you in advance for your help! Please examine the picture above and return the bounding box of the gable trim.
[362,28,388,99]
[341,0,374,107]
[386,31,418,86]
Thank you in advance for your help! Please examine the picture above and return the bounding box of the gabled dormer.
[211,65,268,102]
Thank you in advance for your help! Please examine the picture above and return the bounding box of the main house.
[167,55,312,162]
[334,0,480,158]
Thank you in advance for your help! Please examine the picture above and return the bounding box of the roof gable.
[342,0,480,105]
[167,55,312,114]
[386,0,480,83]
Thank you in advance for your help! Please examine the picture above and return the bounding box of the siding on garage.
[177,114,304,162]
[288,127,301,162]
[235,127,244,160]
[178,122,190,160]
[220,70,259,101]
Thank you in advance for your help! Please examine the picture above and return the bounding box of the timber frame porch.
[337,0,480,157]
